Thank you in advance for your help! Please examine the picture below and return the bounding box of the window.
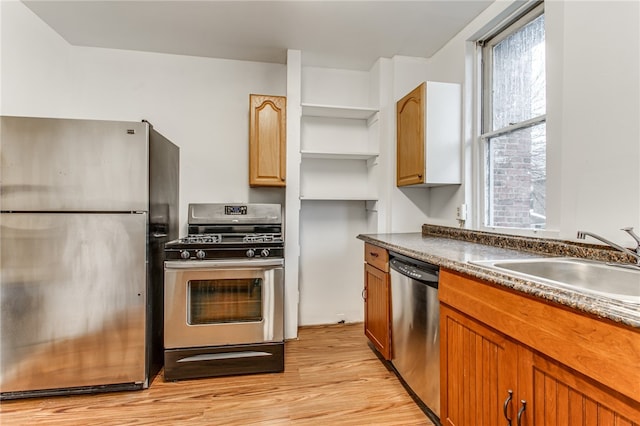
[480,3,546,230]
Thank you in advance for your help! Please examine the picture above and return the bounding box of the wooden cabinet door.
[364,263,391,360]
[440,304,519,426]
[249,94,286,187]
[518,349,640,426]
[396,82,425,186]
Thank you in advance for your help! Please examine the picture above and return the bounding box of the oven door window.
[187,278,263,324]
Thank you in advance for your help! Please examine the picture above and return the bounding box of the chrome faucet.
[621,227,640,253]
[576,227,640,265]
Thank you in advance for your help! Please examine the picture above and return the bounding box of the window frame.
[477,2,549,235]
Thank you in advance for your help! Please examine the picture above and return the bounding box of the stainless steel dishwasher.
[389,253,440,420]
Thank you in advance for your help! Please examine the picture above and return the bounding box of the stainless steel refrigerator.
[0,116,179,398]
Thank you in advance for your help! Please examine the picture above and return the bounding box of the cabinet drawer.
[364,243,388,272]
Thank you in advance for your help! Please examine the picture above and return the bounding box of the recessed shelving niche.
[300,103,380,202]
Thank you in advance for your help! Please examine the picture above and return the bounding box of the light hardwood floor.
[1,323,433,425]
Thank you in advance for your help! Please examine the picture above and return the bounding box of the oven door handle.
[165,259,284,269]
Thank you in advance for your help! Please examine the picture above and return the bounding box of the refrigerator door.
[0,212,147,394]
[0,116,149,212]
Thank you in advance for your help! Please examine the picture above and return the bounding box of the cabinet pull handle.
[516,400,527,426]
[362,288,367,300]
[369,252,379,257]
[502,389,513,426]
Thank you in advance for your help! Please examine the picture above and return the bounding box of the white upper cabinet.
[396,81,462,187]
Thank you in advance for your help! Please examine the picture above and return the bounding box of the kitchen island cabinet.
[440,268,640,425]
[249,94,286,187]
[363,243,391,359]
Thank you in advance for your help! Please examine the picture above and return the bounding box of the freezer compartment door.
[0,213,148,393]
[0,116,149,211]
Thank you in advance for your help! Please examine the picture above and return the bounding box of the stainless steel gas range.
[163,203,284,381]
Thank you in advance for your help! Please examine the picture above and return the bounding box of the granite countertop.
[357,226,640,329]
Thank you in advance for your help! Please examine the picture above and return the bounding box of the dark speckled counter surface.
[357,226,640,329]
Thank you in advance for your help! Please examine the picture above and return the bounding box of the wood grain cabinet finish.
[249,94,286,187]
[364,243,389,272]
[439,268,640,426]
[440,304,518,426]
[363,243,391,360]
[396,81,461,187]
[520,350,640,425]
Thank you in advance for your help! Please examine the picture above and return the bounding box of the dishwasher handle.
[390,257,439,288]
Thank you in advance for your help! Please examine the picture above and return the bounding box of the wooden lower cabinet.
[440,268,640,426]
[520,351,640,425]
[440,305,518,426]
[364,263,391,359]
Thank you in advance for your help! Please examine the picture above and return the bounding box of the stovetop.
[172,233,283,245]
[164,203,284,261]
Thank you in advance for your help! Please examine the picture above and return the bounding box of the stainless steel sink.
[470,257,640,304]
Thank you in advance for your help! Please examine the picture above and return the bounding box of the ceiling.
[22,0,494,70]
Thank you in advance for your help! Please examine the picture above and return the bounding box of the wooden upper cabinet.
[249,94,286,187]
[396,81,461,187]
[396,83,425,186]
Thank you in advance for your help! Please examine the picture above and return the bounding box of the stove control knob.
[196,250,206,260]
[180,250,190,259]
[246,249,255,258]
[260,249,270,258]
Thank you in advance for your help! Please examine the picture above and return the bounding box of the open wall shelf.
[301,103,379,121]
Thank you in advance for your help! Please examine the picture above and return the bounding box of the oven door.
[164,259,284,349]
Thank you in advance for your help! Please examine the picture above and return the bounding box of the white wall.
[1,1,287,235]
[396,0,640,248]
[555,0,640,245]
[298,200,370,325]
[1,1,73,116]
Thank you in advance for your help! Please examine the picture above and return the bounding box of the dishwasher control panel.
[390,256,439,284]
